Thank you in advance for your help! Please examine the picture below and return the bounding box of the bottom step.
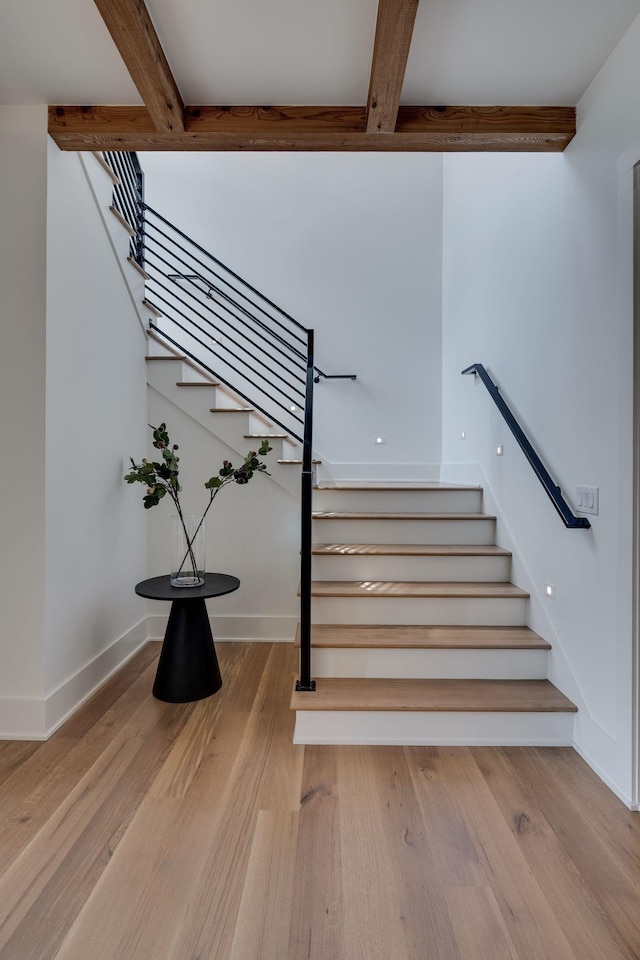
[291,678,576,746]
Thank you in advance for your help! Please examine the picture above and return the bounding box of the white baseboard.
[147,614,297,642]
[0,618,149,740]
[0,697,47,741]
[571,740,635,810]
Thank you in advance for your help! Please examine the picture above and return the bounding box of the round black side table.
[135,573,240,703]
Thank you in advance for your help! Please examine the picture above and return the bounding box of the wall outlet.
[576,485,599,516]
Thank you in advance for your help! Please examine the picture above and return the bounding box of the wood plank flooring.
[0,640,638,960]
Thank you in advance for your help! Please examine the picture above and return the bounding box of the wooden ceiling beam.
[48,104,576,152]
[367,0,420,134]
[93,0,184,133]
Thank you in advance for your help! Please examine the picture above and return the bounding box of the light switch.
[576,485,599,516]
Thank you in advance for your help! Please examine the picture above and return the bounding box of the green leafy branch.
[125,423,272,578]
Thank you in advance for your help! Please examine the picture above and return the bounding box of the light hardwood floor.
[1,641,639,960]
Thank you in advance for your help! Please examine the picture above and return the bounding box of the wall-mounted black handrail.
[462,363,591,529]
[104,152,358,692]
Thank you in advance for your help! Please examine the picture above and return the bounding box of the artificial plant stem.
[175,482,227,575]
[174,492,199,578]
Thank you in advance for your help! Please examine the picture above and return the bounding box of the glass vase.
[170,514,205,587]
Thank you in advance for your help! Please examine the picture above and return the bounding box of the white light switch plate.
[576,485,599,516]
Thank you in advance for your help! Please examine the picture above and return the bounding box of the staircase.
[98,150,577,748]
[144,336,311,499]
[290,483,576,745]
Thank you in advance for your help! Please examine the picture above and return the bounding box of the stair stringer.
[146,355,303,499]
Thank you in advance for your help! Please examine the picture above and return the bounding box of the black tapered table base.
[153,597,222,703]
[135,573,241,704]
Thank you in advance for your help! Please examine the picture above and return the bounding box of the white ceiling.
[1,0,640,107]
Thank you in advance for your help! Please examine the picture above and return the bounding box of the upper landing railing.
[462,363,590,529]
[103,151,356,692]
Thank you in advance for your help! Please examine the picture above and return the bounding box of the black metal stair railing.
[462,363,590,529]
[103,151,145,265]
[104,152,355,692]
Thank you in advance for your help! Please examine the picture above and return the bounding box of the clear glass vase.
[170,514,205,587]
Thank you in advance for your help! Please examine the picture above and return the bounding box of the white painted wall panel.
[441,12,640,803]
[0,107,48,700]
[140,152,444,477]
[44,146,149,697]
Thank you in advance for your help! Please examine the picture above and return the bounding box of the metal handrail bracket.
[462,363,590,529]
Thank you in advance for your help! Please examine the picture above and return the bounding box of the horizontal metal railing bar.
[146,285,306,410]
[143,204,309,339]
[143,220,308,354]
[143,215,355,383]
[115,191,138,236]
[143,238,307,372]
[145,270,306,403]
[114,159,137,194]
[143,215,309,350]
[145,253,308,382]
[163,268,309,366]
[462,363,591,529]
[146,306,305,423]
[105,152,138,193]
[105,152,143,264]
[147,320,304,442]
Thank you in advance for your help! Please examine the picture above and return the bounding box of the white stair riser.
[311,596,528,625]
[313,489,483,513]
[312,518,495,545]
[293,710,574,746]
[311,647,548,679]
[311,554,511,582]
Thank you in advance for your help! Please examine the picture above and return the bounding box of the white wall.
[0,107,48,733]
[0,112,150,738]
[441,13,640,804]
[146,389,300,640]
[140,152,444,481]
[43,147,150,727]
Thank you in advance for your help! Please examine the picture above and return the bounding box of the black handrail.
[462,363,591,529]
[104,151,356,691]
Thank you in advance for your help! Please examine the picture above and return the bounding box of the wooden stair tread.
[145,355,186,361]
[312,542,511,557]
[142,299,163,317]
[279,459,321,464]
[306,580,529,599]
[176,380,220,386]
[294,624,550,650]
[290,678,577,713]
[127,256,150,279]
[244,433,288,439]
[315,483,481,491]
[210,407,253,413]
[312,512,495,521]
[109,204,135,236]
